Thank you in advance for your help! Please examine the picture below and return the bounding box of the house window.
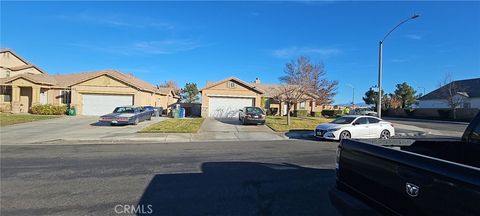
[227,81,236,89]
[59,90,71,104]
[1,86,11,102]
[299,101,306,109]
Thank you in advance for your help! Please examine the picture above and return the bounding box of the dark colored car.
[330,113,480,216]
[99,106,153,125]
[239,107,266,125]
[143,106,159,116]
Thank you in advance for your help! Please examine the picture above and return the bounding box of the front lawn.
[140,118,205,133]
[0,113,61,127]
[266,116,332,132]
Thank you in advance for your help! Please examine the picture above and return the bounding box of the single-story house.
[0,49,179,115]
[200,77,325,118]
[418,78,480,109]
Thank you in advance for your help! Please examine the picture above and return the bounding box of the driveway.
[197,118,285,141]
[0,116,166,144]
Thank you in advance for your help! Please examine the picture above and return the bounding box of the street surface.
[1,140,340,216]
[385,117,468,138]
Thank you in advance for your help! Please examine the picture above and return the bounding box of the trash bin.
[70,106,76,116]
[172,109,179,118]
[180,108,185,118]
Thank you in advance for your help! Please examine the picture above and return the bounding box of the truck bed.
[336,138,480,216]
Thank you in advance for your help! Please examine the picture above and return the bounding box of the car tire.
[242,118,246,125]
[380,129,391,139]
[110,123,116,126]
[133,118,139,125]
[147,116,152,121]
[339,130,351,140]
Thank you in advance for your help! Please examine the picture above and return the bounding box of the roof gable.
[200,77,264,94]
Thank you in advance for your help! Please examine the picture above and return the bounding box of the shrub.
[321,109,344,117]
[405,108,415,116]
[312,111,322,117]
[437,109,451,119]
[293,109,308,117]
[30,104,67,115]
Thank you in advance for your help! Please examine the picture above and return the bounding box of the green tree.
[180,83,199,103]
[393,82,417,108]
[362,88,383,109]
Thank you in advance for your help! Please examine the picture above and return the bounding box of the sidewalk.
[26,131,287,145]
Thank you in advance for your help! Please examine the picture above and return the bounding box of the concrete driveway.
[197,118,284,141]
[0,116,166,144]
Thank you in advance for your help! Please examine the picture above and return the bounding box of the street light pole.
[347,84,355,109]
[377,14,419,118]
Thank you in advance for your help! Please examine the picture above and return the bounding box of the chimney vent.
[254,78,261,84]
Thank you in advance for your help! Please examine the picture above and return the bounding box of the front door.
[19,87,32,113]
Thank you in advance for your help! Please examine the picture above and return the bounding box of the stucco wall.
[70,75,173,114]
[201,80,262,117]
[0,52,27,69]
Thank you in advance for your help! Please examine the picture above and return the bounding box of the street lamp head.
[411,14,420,19]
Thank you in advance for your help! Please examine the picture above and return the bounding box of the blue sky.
[1,1,479,104]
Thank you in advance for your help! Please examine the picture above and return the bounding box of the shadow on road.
[137,162,339,216]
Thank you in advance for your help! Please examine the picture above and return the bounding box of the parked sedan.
[143,106,158,116]
[239,107,266,125]
[99,106,152,125]
[314,115,395,140]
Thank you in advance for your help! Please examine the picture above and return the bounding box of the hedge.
[312,111,322,117]
[30,104,67,115]
[321,109,344,117]
[293,109,309,117]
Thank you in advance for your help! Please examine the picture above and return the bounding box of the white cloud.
[405,34,422,40]
[272,46,342,58]
[70,39,207,56]
[132,39,206,54]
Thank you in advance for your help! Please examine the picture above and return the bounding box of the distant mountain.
[335,102,370,107]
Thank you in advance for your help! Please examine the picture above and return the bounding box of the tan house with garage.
[0,49,179,115]
[200,77,323,118]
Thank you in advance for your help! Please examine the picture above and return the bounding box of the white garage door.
[82,94,133,116]
[208,97,254,118]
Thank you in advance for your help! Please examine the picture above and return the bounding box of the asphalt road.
[384,117,469,138]
[1,140,340,216]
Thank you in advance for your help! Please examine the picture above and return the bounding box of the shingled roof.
[3,73,57,85]
[52,70,173,95]
[418,78,480,100]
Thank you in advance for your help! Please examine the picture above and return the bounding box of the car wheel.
[242,118,246,125]
[110,123,116,126]
[133,118,139,125]
[380,129,391,139]
[339,131,351,140]
[147,116,152,121]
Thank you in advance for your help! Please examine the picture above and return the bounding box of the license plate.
[112,120,118,123]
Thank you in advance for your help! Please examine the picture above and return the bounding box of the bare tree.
[158,80,180,95]
[281,56,338,105]
[439,73,464,119]
[277,56,337,125]
[271,84,309,125]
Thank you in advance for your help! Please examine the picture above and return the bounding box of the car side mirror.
[239,109,243,112]
[352,122,359,126]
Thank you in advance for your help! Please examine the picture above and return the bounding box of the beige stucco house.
[0,49,179,115]
[200,77,324,118]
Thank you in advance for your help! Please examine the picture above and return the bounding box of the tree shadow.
[137,161,340,216]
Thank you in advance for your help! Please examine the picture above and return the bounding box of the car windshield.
[246,107,264,114]
[113,107,135,113]
[331,116,356,124]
